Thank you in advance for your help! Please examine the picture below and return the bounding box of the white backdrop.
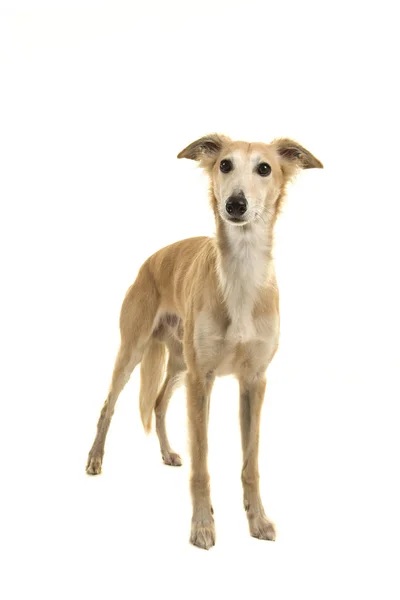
[1,1,399,598]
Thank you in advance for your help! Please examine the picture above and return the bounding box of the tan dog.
[86,134,323,549]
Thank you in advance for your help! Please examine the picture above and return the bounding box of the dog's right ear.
[177,134,230,167]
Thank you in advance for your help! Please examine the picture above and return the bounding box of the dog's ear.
[177,134,230,168]
[272,138,323,178]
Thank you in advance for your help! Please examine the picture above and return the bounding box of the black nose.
[225,195,248,218]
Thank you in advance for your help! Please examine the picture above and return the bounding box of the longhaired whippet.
[86,134,323,549]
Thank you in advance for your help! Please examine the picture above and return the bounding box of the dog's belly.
[153,312,184,342]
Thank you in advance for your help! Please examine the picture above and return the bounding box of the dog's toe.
[162,451,183,467]
[190,520,216,550]
[86,455,102,475]
[249,516,276,541]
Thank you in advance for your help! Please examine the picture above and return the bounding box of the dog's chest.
[194,226,278,376]
[194,310,279,376]
[218,228,269,342]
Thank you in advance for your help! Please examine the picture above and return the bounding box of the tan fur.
[86,134,323,548]
[139,338,166,432]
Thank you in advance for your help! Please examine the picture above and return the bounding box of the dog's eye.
[257,162,271,177]
[220,159,233,174]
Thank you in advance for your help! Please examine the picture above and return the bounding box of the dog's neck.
[215,211,274,341]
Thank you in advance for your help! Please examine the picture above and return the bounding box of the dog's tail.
[139,338,166,433]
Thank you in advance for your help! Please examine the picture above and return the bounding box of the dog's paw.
[249,516,276,541]
[190,520,216,550]
[162,451,183,467]
[86,455,103,475]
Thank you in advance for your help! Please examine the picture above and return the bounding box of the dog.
[86,133,323,549]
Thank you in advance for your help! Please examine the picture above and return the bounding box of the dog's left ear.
[273,138,323,174]
[177,134,230,168]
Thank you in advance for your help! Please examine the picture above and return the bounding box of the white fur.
[217,218,274,343]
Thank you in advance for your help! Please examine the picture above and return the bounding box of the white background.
[1,1,399,598]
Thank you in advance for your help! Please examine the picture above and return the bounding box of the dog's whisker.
[255,211,266,224]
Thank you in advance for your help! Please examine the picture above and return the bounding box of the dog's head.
[178,134,322,227]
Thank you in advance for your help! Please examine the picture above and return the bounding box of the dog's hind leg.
[154,375,182,466]
[86,342,143,474]
[86,262,159,475]
[154,340,186,466]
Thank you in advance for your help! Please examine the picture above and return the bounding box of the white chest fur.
[217,222,272,343]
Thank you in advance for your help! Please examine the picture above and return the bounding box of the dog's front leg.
[187,371,215,549]
[239,374,276,541]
